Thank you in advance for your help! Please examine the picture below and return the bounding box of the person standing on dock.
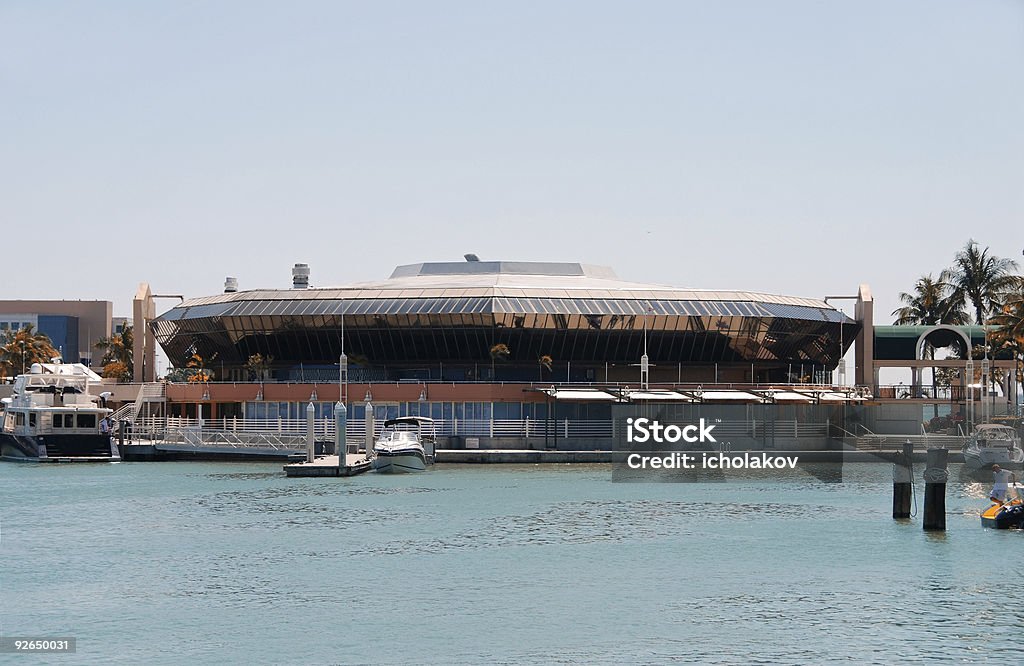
[990,464,1016,504]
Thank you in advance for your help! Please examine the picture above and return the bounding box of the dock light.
[364,389,372,402]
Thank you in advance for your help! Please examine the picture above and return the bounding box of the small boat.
[371,417,435,473]
[0,360,119,462]
[981,486,1024,529]
[962,424,1024,471]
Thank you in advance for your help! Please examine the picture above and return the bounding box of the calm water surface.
[1,461,1020,664]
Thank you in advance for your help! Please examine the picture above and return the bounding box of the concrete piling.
[892,441,913,519]
[364,402,374,455]
[335,401,347,471]
[922,447,948,531]
[306,402,315,463]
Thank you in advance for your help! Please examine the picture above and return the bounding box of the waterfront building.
[144,260,860,428]
[0,300,113,368]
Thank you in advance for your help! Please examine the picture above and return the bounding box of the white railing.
[142,382,166,399]
[127,417,835,446]
[851,433,968,452]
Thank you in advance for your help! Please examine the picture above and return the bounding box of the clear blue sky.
[2,0,1022,325]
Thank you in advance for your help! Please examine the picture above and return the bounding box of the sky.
[2,0,1022,327]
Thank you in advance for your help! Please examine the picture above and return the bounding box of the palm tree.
[538,354,553,380]
[990,288,1024,392]
[245,353,273,381]
[489,343,510,378]
[892,271,969,326]
[892,273,969,415]
[950,240,1019,325]
[95,325,134,380]
[0,325,60,379]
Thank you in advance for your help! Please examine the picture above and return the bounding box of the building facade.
[0,300,112,367]
[153,260,858,386]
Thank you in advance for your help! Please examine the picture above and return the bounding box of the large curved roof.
[159,261,853,324]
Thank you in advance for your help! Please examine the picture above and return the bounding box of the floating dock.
[283,453,373,477]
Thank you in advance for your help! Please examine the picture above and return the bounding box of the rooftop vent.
[292,263,310,289]
[224,277,238,293]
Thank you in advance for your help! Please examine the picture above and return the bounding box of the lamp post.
[199,384,210,443]
[640,304,651,390]
[966,359,975,432]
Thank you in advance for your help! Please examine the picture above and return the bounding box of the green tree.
[245,353,273,380]
[892,272,969,416]
[0,325,60,379]
[95,325,134,381]
[165,352,216,383]
[950,240,1019,325]
[538,354,553,380]
[990,287,1024,392]
[101,361,131,382]
[892,272,969,327]
[489,344,510,378]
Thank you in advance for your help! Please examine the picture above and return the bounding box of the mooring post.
[893,440,913,519]
[923,447,948,531]
[335,401,347,471]
[306,401,315,463]
[364,401,374,455]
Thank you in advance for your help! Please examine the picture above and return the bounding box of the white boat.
[371,417,435,473]
[0,360,119,462]
[962,424,1024,470]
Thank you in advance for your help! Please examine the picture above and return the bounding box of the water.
[1,461,1021,665]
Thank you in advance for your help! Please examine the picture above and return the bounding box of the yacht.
[962,424,1024,471]
[371,417,435,473]
[0,361,120,462]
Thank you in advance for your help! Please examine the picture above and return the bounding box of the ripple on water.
[353,498,865,556]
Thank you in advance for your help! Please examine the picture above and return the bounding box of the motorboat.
[371,416,435,473]
[0,360,119,462]
[962,424,1024,471]
[981,484,1024,529]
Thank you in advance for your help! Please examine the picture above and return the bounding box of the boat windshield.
[977,428,1018,445]
[19,375,89,393]
[382,430,417,442]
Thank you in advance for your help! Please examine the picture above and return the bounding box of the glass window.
[493,402,522,420]
[64,414,75,428]
[29,413,37,428]
[16,413,24,427]
[77,414,97,429]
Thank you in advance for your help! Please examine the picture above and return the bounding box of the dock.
[283,453,373,477]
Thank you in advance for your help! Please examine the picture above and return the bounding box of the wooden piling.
[892,441,913,519]
[922,447,948,531]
